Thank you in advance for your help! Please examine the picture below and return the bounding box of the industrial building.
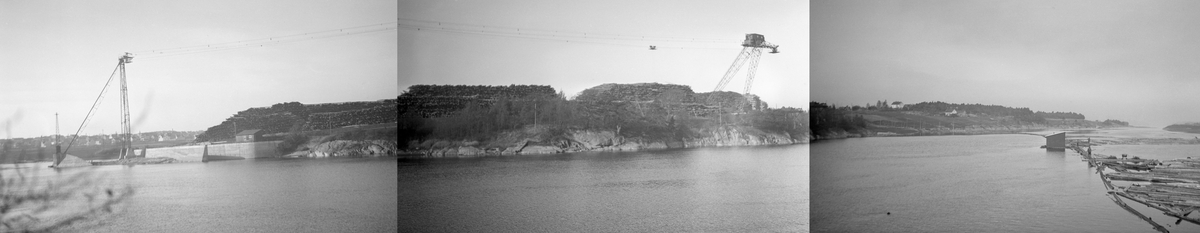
[235,129,264,142]
[1045,132,1066,151]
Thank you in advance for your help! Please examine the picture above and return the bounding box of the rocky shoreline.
[403,126,805,158]
[287,139,398,158]
[812,124,1119,142]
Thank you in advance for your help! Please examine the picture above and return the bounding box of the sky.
[400,0,809,109]
[0,0,397,139]
[813,0,1200,127]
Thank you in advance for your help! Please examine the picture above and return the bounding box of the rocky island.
[400,83,808,157]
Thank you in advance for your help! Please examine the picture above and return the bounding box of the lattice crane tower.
[712,33,778,96]
[118,52,134,160]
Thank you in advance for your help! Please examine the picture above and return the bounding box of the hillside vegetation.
[401,83,806,156]
[194,99,397,142]
[810,100,1129,139]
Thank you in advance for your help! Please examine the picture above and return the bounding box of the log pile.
[1066,140,1200,230]
[1079,149,1200,225]
[1120,183,1200,225]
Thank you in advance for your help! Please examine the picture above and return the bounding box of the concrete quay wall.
[145,141,281,162]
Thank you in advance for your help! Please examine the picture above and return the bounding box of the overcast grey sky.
[400,0,808,109]
[813,0,1200,127]
[1,0,396,139]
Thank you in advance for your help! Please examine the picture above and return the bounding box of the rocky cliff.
[406,126,804,158]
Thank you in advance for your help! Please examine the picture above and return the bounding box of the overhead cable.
[140,27,395,60]
[132,21,396,59]
[400,17,738,43]
[399,23,738,50]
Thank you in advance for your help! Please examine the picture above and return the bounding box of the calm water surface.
[10,158,398,232]
[812,135,1200,232]
[400,145,808,232]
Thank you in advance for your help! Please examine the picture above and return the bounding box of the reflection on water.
[400,145,808,232]
[812,135,1200,232]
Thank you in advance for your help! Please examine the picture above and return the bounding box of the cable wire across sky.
[399,17,743,50]
[133,21,398,60]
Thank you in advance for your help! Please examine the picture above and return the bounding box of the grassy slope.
[852,110,1099,135]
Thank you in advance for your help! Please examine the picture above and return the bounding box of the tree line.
[808,102,867,136]
[400,84,808,145]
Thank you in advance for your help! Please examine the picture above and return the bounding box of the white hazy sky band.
[1,0,397,139]
[813,0,1200,127]
[400,0,809,109]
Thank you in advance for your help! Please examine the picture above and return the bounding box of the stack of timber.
[1068,139,1200,230]
[1107,160,1200,183]
[1095,157,1158,172]
[1119,183,1200,225]
[1095,155,1200,225]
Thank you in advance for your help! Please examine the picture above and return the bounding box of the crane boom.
[708,33,778,113]
[742,48,763,95]
[713,47,754,92]
[54,53,135,167]
[712,33,778,95]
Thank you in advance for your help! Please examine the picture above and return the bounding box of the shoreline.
[400,141,807,158]
[403,125,808,158]
[810,129,1069,142]
[809,126,1182,143]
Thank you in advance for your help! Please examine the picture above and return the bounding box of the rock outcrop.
[307,140,397,157]
[688,127,796,147]
[407,126,804,158]
[569,130,617,149]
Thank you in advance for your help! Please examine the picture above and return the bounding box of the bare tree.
[0,162,133,232]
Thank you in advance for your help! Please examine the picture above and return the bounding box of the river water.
[400,145,809,232]
[812,134,1200,232]
[4,158,398,232]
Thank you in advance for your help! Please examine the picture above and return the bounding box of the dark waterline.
[401,145,809,232]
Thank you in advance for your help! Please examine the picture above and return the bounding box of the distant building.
[235,129,264,142]
[890,101,904,109]
[1046,132,1066,151]
[943,109,959,117]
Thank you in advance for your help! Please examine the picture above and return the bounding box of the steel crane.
[712,33,778,96]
